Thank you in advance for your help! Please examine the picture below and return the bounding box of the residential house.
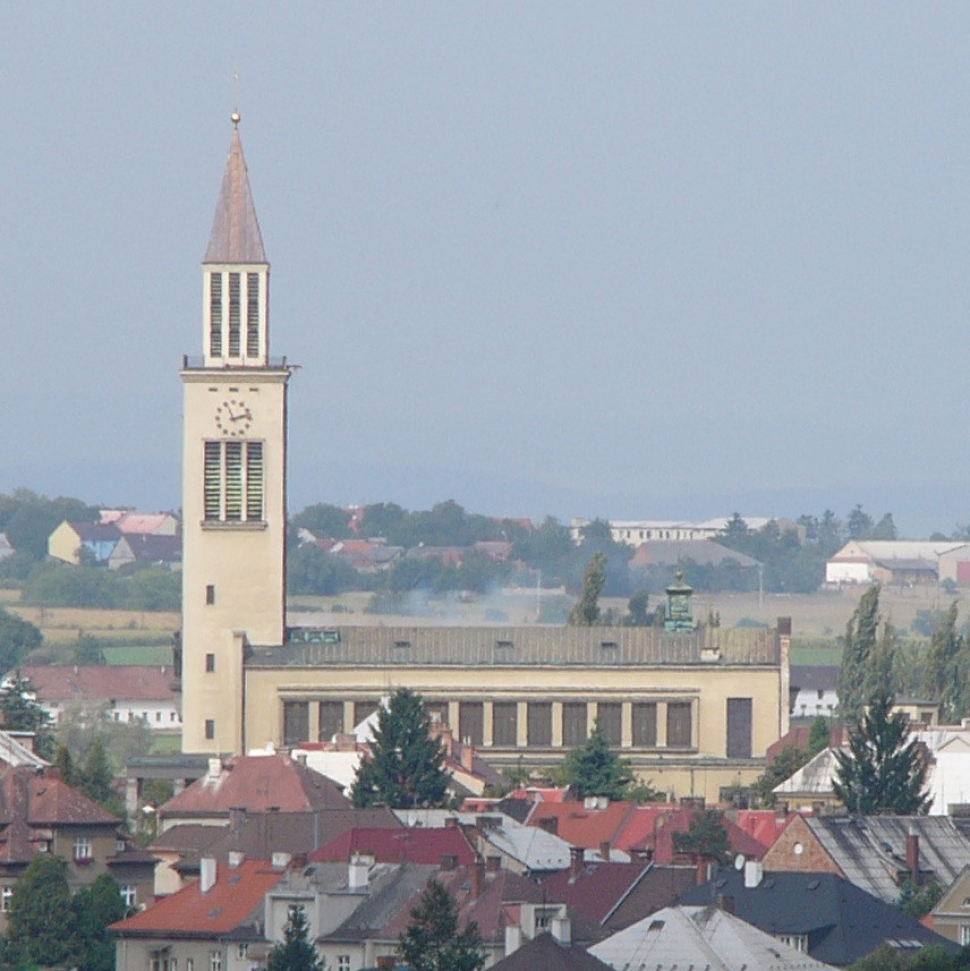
[525,800,770,865]
[318,859,606,969]
[492,925,612,971]
[539,851,696,931]
[100,510,179,536]
[629,539,761,574]
[20,664,180,732]
[108,533,182,571]
[157,754,350,833]
[111,855,289,971]
[929,866,970,945]
[309,825,477,867]
[47,520,121,565]
[763,815,970,904]
[825,540,970,586]
[774,728,969,814]
[590,903,840,971]
[0,764,155,928]
[678,866,959,966]
[0,534,14,561]
[789,667,839,720]
[151,807,401,896]
[395,809,573,875]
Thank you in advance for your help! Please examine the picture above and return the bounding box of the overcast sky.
[3,4,970,535]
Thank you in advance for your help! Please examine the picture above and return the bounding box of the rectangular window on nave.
[492,702,517,747]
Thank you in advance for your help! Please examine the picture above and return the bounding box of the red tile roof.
[159,754,349,817]
[110,858,284,938]
[527,801,636,849]
[22,665,176,704]
[614,806,771,864]
[0,767,119,827]
[309,827,476,866]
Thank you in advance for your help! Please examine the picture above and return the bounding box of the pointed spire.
[204,121,266,264]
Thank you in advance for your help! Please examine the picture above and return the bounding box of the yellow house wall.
[48,521,82,564]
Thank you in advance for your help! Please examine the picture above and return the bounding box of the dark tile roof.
[259,625,780,668]
[490,932,613,971]
[310,826,476,866]
[0,766,119,827]
[678,869,959,965]
[540,862,653,923]
[204,128,266,264]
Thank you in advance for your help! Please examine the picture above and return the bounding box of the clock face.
[214,398,253,437]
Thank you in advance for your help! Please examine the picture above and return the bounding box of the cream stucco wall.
[180,367,289,754]
[244,656,787,803]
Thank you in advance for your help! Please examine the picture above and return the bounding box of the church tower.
[180,116,289,754]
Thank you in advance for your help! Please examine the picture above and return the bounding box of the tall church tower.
[180,116,289,754]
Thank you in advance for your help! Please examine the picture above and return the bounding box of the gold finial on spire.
[231,110,241,127]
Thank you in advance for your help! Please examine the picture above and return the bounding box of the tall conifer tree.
[351,688,451,808]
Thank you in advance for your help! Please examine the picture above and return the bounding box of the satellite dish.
[734,853,746,870]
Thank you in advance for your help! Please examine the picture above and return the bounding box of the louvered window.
[246,441,264,520]
[228,273,241,356]
[209,273,223,357]
[203,441,265,523]
[246,272,260,357]
[204,442,222,520]
[224,441,243,520]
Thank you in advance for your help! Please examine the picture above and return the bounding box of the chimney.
[295,751,307,767]
[200,857,216,893]
[348,853,369,890]
[471,861,485,899]
[271,852,291,869]
[569,845,584,880]
[505,924,522,955]
[538,817,558,836]
[461,737,475,771]
[599,840,611,861]
[551,915,571,946]
[744,859,764,889]
[206,757,222,780]
[716,893,736,915]
[228,851,244,868]
[907,829,920,886]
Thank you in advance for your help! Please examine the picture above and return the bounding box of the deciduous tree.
[351,688,451,809]
[6,855,77,969]
[838,584,881,725]
[569,552,607,626]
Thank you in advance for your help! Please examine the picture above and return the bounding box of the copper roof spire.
[204,114,267,264]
